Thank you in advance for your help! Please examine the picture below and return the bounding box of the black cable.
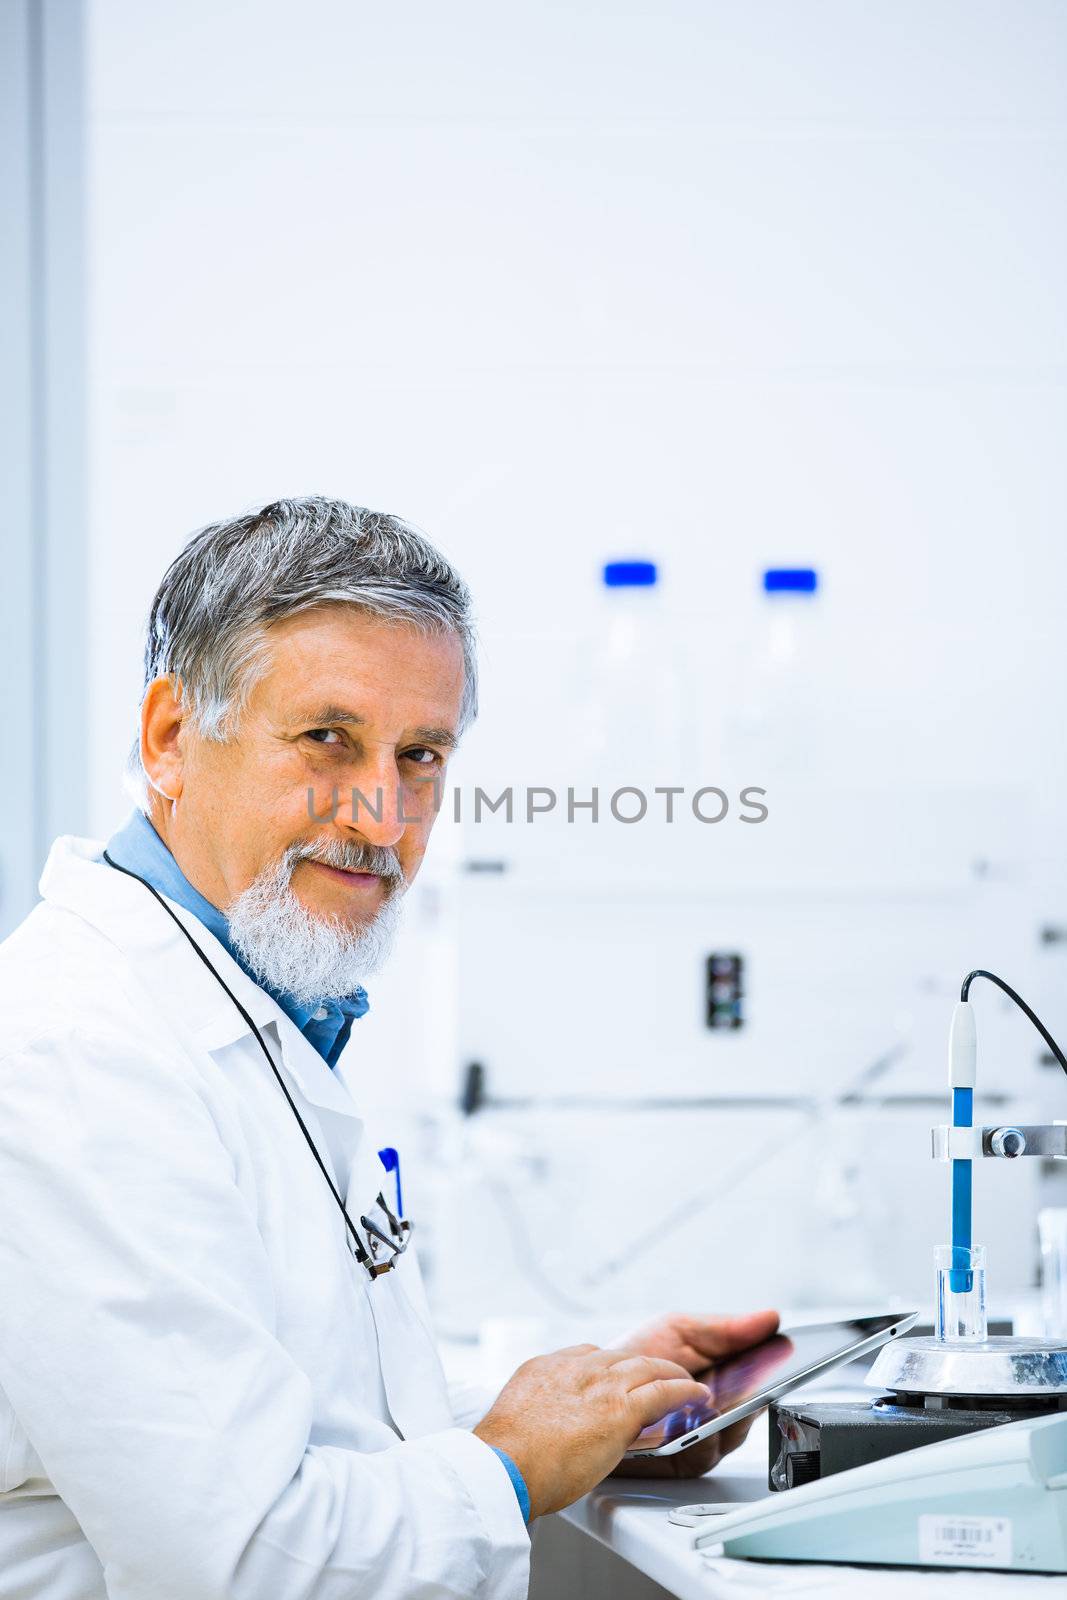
[960,968,1067,1080]
[102,849,388,1270]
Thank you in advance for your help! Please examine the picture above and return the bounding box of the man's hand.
[609,1308,780,1480]
[473,1345,712,1519]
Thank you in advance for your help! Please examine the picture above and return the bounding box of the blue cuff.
[488,1445,531,1523]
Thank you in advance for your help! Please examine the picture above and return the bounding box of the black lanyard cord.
[102,849,378,1269]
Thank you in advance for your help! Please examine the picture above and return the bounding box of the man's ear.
[141,676,186,802]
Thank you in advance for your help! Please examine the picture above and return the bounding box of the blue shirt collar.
[103,811,369,1067]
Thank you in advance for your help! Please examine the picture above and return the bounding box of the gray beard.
[226,837,406,1006]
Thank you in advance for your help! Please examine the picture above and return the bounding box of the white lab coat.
[0,836,530,1600]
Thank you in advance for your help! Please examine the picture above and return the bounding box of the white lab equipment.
[693,1412,1067,1573]
[682,968,1067,1574]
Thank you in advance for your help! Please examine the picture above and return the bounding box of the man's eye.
[403,747,441,767]
[305,728,342,745]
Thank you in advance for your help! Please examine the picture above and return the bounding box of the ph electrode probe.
[940,969,1067,1329]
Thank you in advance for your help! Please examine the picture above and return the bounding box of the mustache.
[285,836,406,888]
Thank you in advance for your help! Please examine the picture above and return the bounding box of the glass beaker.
[935,1244,987,1343]
[1038,1209,1067,1339]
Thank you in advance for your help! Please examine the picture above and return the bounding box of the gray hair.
[126,496,477,804]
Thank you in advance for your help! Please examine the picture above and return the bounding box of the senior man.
[0,497,776,1600]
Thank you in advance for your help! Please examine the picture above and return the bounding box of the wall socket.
[705,952,744,1029]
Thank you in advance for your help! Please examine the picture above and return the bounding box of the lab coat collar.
[39,835,363,1123]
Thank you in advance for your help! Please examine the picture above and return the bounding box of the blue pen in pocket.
[378,1146,403,1219]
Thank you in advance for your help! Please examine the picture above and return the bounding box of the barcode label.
[919,1514,1012,1567]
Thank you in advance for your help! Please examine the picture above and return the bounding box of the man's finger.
[611,1354,706,1391]
[664,1341,714,1375]
[677,1309,780,1364]
[631,1376,713,1430]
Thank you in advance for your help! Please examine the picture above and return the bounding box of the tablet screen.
[629,1315,903,1451]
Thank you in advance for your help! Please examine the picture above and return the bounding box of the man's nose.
[333,767,407,849]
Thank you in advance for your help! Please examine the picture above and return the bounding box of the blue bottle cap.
[763,567,818,594]
[603,560,658,587]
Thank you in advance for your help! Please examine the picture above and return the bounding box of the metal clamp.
[932,1122,1067,1161]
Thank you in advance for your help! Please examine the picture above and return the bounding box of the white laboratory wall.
[86,3,1067,1326]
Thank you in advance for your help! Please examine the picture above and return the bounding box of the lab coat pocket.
[360,1254,456,1442]
[0,1389,43,1493]
[344,1135,456,1439]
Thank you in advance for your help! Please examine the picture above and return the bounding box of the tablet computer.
[624,1311,917,1458]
